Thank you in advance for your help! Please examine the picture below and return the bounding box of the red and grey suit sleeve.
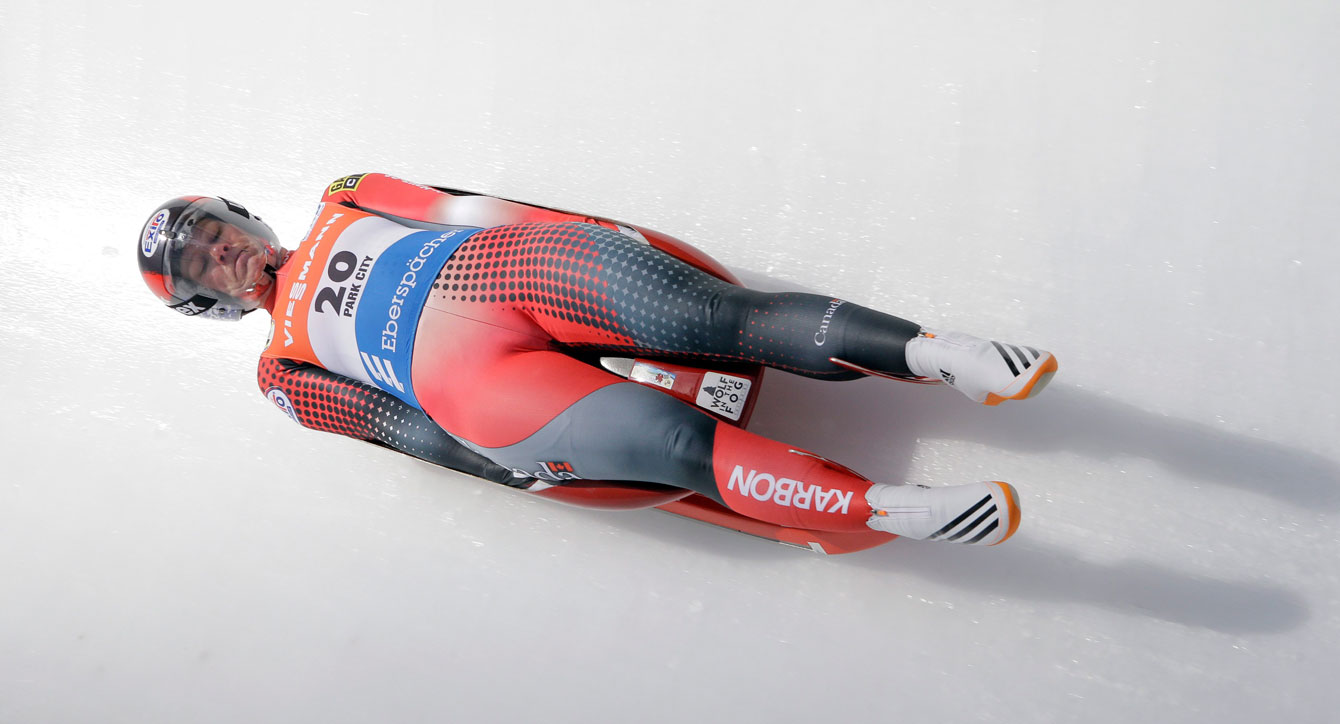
[256,357,523,487]
[320,173,451,220]
[320,172,604,227]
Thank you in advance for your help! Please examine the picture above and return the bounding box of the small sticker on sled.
[696,372,751,421]
[629,362,676,390]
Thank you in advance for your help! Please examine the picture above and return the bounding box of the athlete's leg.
[432,223,1055,403]
[414,247,1021,544]
[460,345,1013,541]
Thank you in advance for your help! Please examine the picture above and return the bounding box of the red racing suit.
[257,174,922,532]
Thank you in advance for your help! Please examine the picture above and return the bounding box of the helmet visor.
[158,198,280,315]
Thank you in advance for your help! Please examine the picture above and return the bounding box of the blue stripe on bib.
[353,227,480,408]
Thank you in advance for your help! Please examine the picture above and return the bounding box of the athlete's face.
[178,218,273,305]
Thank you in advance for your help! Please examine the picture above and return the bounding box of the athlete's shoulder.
[322,172,376,201]
[320,173,453,222]
[321,173,444,202]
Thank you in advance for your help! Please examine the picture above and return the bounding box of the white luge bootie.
[905,330,1058,405]
[865,481,1021,545]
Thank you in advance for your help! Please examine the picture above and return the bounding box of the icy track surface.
[3,2,1339,722]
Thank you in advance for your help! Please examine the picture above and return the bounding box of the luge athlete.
[136,174,1058,546]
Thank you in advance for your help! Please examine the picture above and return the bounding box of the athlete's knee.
[596,385,718,486]
[708,287,763,326]
[661,416,716,477]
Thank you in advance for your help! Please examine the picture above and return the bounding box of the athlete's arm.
[257,356,526,487]
[320,172,605,228]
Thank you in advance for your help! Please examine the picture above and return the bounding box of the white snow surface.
[3,2,1339,722]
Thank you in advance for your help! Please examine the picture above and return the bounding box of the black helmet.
[138,196,283,320]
